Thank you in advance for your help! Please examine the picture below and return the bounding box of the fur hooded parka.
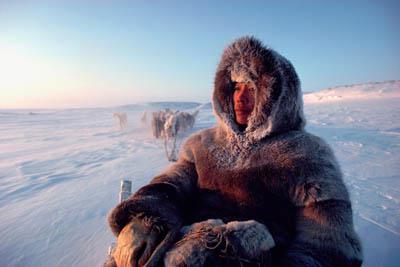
[109,36,363,267]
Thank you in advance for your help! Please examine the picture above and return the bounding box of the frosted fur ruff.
[212,36,306,151]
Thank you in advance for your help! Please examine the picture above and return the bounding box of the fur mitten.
[164,219,224,266]
[164,219,275,267]
[221,220,275,266]
[107,214,167,267]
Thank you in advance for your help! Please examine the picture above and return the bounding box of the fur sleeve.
[108,138,199,236]
[280,137,363,267]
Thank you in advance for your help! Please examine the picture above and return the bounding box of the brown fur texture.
[108,36,362,267]
[164,219,275,267]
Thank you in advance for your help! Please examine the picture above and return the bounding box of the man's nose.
[237,90,249,102]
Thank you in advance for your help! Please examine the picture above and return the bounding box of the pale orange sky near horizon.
[0,43,203,109]
[0,43,160,109]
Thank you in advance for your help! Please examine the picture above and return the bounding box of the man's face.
[233,82,256,126]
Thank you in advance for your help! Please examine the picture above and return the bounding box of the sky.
[0,1,399,109]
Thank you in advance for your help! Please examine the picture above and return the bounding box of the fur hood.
[212,36,306,144]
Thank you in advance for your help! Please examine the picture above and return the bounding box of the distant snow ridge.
[304,80,400,104]
[117,102,202,112]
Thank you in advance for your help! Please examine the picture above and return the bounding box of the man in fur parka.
[107,36,363,267]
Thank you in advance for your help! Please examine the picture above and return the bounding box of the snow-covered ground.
[0,81,399,267]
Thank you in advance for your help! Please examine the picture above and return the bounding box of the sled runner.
[104,180,132,266]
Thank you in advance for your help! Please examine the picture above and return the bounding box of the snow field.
[0,81,399,266]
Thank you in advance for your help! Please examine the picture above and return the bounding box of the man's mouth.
[235,109,252,113]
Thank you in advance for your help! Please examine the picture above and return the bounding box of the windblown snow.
[0,81,399,267]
